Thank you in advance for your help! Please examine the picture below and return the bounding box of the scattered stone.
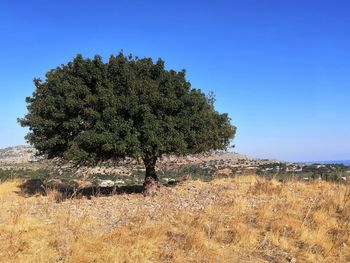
[97,180,115,187]
[114,180,125,185]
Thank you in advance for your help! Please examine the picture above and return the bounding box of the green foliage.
[19,53,236,164]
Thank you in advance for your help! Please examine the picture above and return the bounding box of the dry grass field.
[0,175,349,262]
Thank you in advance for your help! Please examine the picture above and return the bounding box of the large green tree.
[19,53,236,195]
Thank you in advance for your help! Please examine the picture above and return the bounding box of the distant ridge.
[0,145,251,165]
[304,160,350,165]
[0,145,38,164]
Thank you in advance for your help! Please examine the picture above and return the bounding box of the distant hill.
[305,160,350,165]
[0,145,38,164]
[0,145,250,166]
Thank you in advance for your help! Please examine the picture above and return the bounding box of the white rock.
[114,180,125,185]
[98,180,115,187]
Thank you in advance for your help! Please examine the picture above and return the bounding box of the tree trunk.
[143,156,159,196]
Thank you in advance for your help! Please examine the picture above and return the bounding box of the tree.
[19,53,236,195]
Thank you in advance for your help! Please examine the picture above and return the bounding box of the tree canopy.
[19,53,236,194]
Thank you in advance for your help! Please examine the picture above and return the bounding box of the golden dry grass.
[0,176,349,263]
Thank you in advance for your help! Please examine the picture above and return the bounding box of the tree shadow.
[18,178,180,201]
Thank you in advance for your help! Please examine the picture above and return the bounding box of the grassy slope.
[0,176,349,263]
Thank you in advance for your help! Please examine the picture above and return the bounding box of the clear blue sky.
[0,0,349,162]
